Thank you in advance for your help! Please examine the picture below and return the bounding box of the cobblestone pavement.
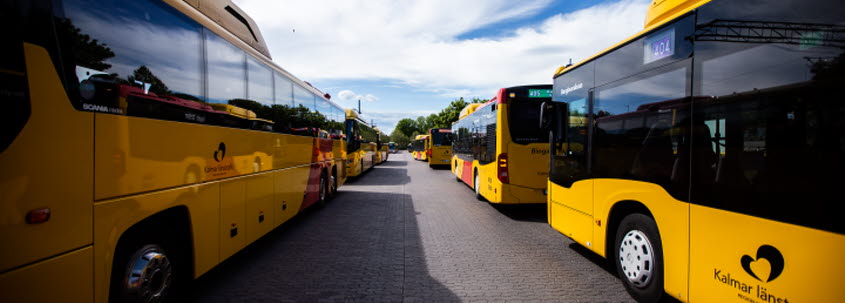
[189,152,634,302]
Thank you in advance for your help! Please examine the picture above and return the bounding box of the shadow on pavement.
[490,203,548,223]
[187,157,456,302]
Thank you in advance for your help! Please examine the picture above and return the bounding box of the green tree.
[389,129,410,147]
[395,118,418,138]
[128,65,170,96]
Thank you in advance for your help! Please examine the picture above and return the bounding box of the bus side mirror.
[540,102,556,130]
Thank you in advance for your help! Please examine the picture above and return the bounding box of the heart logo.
[213,142,226,162]
[741,245,784,282]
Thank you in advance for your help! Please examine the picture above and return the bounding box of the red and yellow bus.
[411,135,428,161]
[451,85,552,203]
[0,0,349,301]
[345,109,377,177]
[426,128,452,167]
[543,0,845,301]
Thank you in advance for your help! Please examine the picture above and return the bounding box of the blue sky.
[233,0,651,134]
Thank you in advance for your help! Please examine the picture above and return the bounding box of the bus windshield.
[509,89,551,144]
[431,130,452,146]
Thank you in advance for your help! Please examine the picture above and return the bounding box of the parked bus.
[0,0,350,301]
[374,128,389,164]
[542,0,845,301]
[345,109,377,177]
[411,135,428,161]
[426,128,452,167]
[388,142,398,154]
[452,85,553,203]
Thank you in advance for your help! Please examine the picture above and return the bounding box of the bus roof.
[183,0,272,60]
[459,103,483,120]
[414,135,429,140]
[554,0,710,77]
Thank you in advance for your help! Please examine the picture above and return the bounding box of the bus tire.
[474,172,484,201]
[111,239,179,303]
[330,170,338,198]
[317,171,328,207]
[614,213,664,303]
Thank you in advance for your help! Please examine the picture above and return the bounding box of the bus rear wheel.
[317,172,328,207]
[112,243,174,303]
[474,172,484,201]
[614,213,664,303]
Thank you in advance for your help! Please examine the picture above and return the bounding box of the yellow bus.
[411,135,428,161]
[345,109,377,177]
[542,0,845,301]
[426,128,452,167]
[0,0,350,301]
[452,85,553,203]
[374,128,389,164]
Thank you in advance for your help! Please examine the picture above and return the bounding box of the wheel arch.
[109,206,194,299]
[604,200,654,260]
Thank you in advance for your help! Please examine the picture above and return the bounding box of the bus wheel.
[330,172,338,197]
[474,172,484,201]
[615,213,664,303]
[317,172,328,207]
[113,244,174,303]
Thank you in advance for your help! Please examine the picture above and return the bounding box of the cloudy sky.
[232,0,651,134]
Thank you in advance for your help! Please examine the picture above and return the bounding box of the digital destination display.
[528,89,553,98]
[644,28,675,64]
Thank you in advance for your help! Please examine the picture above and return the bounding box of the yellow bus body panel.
[273,166,309,227]
[428,146,451,166]
[548,180,594,247]
[689,205,845,303]
[0,246,93,303]
[0,44,93,272]
[506,143,549,189]
[93,183,220,302]
[94,114,312,200]
[549,179,690,301]
[346,151,364,177]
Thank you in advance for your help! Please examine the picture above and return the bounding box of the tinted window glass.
[507,86,552,144]
[206,33,245,104]
[63,0,203,122]
[0,0,31,153]
[692,0,845,234]
[551,62,594,186]
[431,129,452,146]
[593,62,690,199]
[274,72,293,106]
[293,84,314,112]
[596,15,694,86]
[247,56,273,106]
[451,103,496,163]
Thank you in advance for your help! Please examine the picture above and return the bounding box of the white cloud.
[234,0,649,99]
[338,90,379,103]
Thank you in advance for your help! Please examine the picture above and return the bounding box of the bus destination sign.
[528,89,553,98]
[644,28,674,64]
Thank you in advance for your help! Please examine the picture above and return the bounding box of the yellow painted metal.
[548,180,594,247]
[245,174,275,244]
[94,114,310,200]
[644,0,710,28]
[548,179,690,300]
[689,205,845,303]
[0,44,93,273]
[459,103,482,120]
[220,180,247,261]
[0,246,93,303]
[92,183,220,302]
[274,166,309,227]
[428,145,452,166]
